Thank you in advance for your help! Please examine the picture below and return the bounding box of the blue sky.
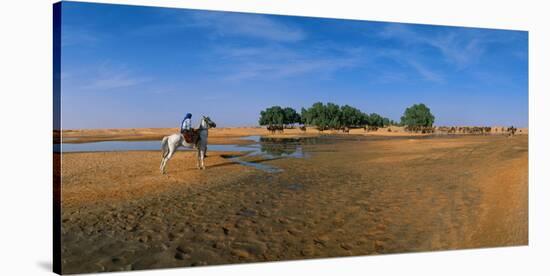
[60,1,528,129]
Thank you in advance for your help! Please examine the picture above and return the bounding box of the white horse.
[160,116,216,173]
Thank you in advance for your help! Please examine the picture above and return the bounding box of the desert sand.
[57,130,528,273]
[60,125,528,144]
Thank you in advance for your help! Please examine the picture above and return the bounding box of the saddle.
[182,129,199,144]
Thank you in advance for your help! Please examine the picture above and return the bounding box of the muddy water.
[59,135,528,273]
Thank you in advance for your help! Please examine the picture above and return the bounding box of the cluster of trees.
[300,102,391,130]
[258,106,301,128]
[258,102,435,131]
[400,103,435,127]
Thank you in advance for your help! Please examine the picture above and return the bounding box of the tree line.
[258,102,434,131]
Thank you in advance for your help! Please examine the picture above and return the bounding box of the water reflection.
[241,136,324,159]
[56,135,321,173]
[228,136,311,173]
[257,138,304,158]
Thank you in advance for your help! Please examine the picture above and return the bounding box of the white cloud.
[64,61,150,91]
[186,12,306,42]
[407,60,444,83]
[223,57,357,82]
[374,48,445,84]
[61,26,100,47]
[209,44,362,82]
[87,73,145,90]
[427,34,484,69]
[89,63,150,90]
[379,24,486,69]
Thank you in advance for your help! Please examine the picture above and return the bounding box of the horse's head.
[202,116,217,129]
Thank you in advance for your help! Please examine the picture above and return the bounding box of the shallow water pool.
[55,136,313,173]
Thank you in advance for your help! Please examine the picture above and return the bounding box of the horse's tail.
[161,136,169,158]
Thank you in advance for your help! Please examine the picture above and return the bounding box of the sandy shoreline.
[57,134,528,273]
[58,126,528,144]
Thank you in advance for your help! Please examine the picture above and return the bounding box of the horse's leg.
[160,149,169,173]
[196,148,201,169]
[200,147,205,169]
[160,158,166,173]
[160,147,168,173]
[162,144,177,174]
[161,153,170,174]
[160,137,168,174]
[161,155,169,174]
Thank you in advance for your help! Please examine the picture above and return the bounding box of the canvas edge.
[53,1,62,275]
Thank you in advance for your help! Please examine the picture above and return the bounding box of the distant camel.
[507,126,517,136]
[267,125,284,134]
[365,126,378,132]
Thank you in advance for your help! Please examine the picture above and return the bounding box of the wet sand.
[58,134,528,273]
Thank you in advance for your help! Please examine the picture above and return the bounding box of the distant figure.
[180,113,196,144]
